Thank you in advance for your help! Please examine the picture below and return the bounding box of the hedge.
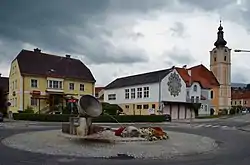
[12,113,166,123]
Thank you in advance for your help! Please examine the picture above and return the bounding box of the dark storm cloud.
[178,0,235,11]
[0,0,170,64]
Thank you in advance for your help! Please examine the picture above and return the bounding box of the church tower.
[210,21,231,111]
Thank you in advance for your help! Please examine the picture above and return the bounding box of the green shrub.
[229,107,236,115]
[102,102,122,115]
[22,106,35,114]
[13,113,166,123]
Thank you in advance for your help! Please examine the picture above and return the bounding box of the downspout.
[158,76,162,114]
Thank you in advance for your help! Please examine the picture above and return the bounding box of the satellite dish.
[78,95,102,118]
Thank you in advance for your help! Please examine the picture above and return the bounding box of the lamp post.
[234,49,250,53]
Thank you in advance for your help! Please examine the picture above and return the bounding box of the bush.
[22,106,35,114]
[102,102,122,115]
[218,109,228,115]
[13,113,166,123]
[229,107,237,115]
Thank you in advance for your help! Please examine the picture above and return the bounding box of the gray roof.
[105,68,172,89]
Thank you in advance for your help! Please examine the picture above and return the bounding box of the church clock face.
[167,72,182,97]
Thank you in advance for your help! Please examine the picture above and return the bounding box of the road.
[1,114,250,165]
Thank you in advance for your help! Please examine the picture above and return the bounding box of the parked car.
[165,114,172,122]
[0,112,3,122]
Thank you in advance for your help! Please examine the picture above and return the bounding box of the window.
[80,84,85,91]
[125,105,129,109]
[125,89,130,99]
[108,94,116,100]
[196,96,199,103]
[231,101,232,105]
[224,49,227,52]
[214,57,216,62]
[201,104,203,109]
[244,101,247,105]
[239,101,242,104]
[69,83,74,90]
[31,98,38,106]
[143,87,149,98]
[48,80,63,89]
[137,87,142,98]
[210,91,214,99]
[191,96,194,103]
[15,80,17,89]
[137,105,142,109]
[187,91,190,97]
[131,88,135,99]
[193,85,197,92]
[234,101,236,105]
[152,104,156,109]
[14,98,17,107]
[143,104,149,109]
[224,56,227,61]
[31,79,38,88]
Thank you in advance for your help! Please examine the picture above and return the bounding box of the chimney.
[187,69,192,86]
[65,54,71,58]
[34,48,41,53]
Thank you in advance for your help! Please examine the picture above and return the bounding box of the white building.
[104,67,196,119]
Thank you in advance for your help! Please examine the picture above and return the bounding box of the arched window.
[193,85,197,92]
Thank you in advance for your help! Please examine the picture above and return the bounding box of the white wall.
[188,82,201,99]
[104,83,159,104]
[160,69,187,102]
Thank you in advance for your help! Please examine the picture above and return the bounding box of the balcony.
[46,80,63,93]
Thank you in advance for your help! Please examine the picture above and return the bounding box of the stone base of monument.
[61,130,148,143]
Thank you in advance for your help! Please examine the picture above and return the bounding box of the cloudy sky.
[1,0,250,86]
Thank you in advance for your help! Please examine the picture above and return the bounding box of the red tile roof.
[176,64,220,89]
[95,87,104,93]
[232,91,250,99]
[14,49,95,82]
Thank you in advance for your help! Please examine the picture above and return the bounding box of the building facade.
[8,48,96,113]
[104,68,196,119]
[231,90,250,108]
[176,65,220,116]
[210,21,231,111]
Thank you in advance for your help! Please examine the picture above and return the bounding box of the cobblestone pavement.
[1,129,217,159]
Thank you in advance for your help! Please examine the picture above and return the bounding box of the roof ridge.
[116,68,171,80]
[22,49,80,60]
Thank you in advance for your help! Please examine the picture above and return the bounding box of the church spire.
[214,20,227,47]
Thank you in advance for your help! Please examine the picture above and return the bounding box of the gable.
[176,64,220,89]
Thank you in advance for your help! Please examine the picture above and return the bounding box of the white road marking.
[204,124,212,127]
[211,125,220,128]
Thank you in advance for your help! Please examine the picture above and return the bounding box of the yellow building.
[8,48,96,114]
[210,21,231,112]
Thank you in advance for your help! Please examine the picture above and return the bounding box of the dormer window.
[193,84,197,92]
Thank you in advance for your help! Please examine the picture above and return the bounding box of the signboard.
[68,99,76,103]
[31,90,41,95]
[148,108,155,115]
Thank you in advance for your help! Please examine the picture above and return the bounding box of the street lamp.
[234,49,250,53]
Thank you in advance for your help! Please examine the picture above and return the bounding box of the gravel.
[1,129,218,159]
